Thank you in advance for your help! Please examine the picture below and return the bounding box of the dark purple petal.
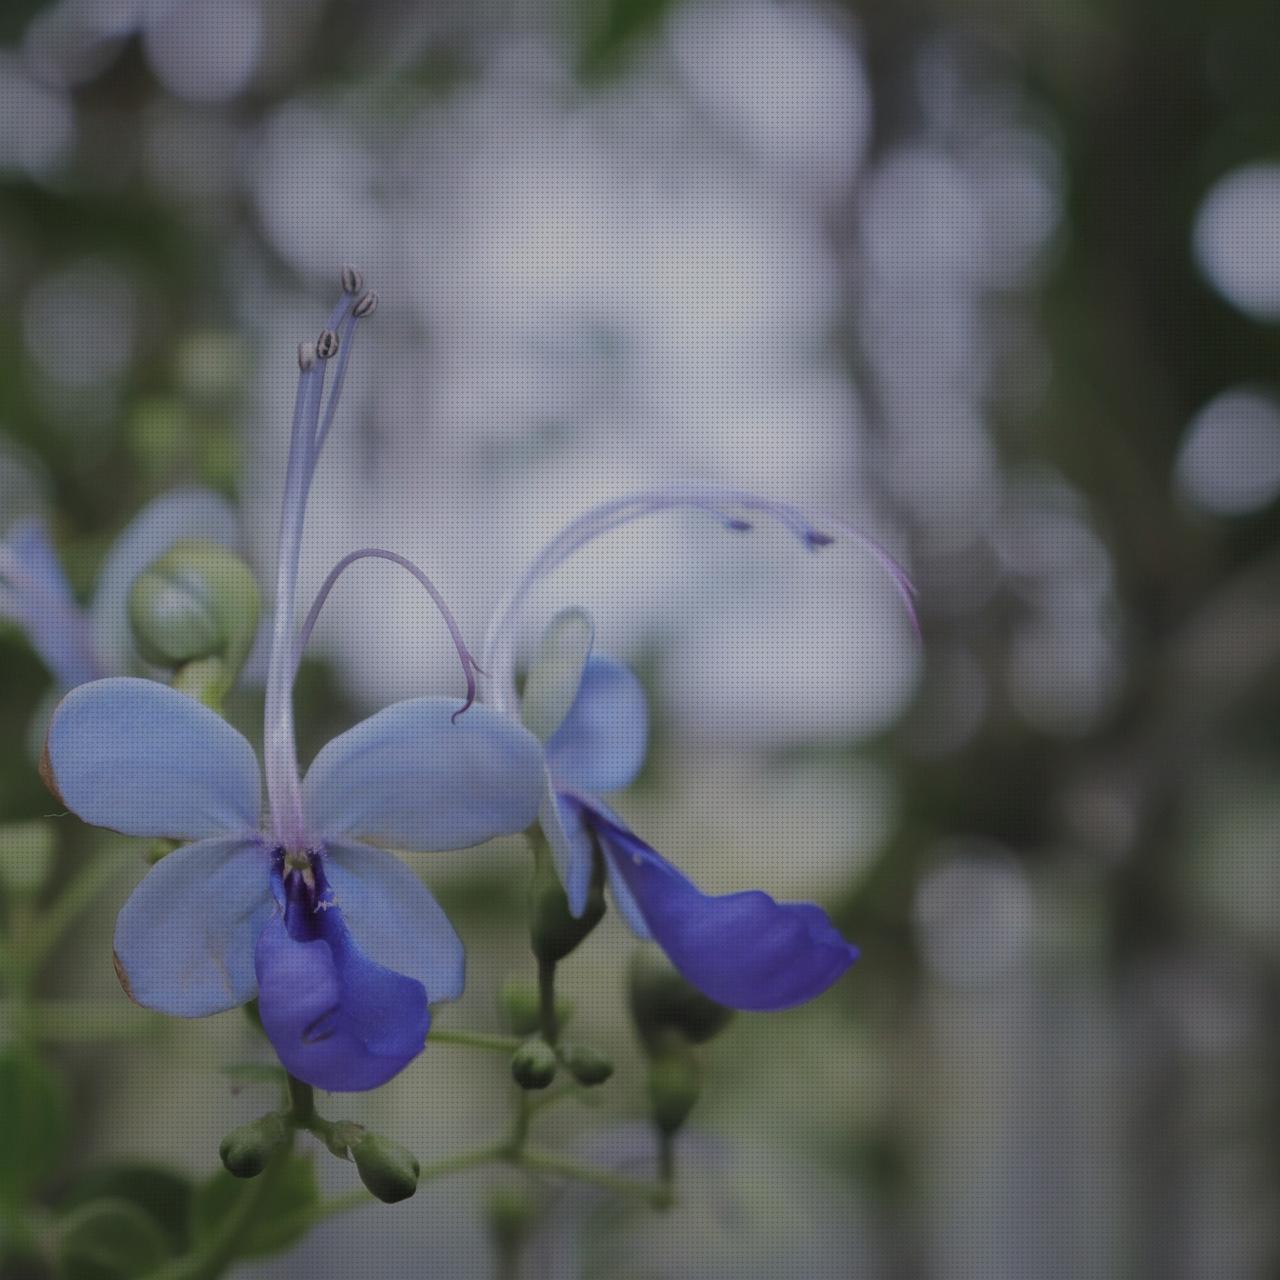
[587,808,858,1012]
[254,862,429,1092]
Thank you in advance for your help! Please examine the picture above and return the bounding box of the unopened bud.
[340,264,364,294]
[647,1049,700,1136]
[529,856,606,965]
[628,948,733,1052]
[297,341,316,371]
[562,1043,614,1087]
[511,1036,558,1090]
[351,1132,420,1203]
[128,540,261,701]
[316,328,340,359]
[219,1113,289,1178]
[352,289,378,319]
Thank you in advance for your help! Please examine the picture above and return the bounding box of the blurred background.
[1,0,1279,1275]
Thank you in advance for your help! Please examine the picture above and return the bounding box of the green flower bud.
[498,976,572,1037]
[219,1113,289,1179]
[511,1036,558,1090]
[628,948,734,1052]
[647,1048,701,1136]
[562,1043,614,1087]
[128,539,260,703]
[351,1132,420,1204]
[529,852,606,965]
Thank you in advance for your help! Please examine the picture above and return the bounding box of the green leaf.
[574,0,678,80]
[190,1155,319,1259]
[0,1050,69,1204]
[58,1198,172,1280]
[61,1164,194,1255]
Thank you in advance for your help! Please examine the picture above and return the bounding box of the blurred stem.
[144,1140,294,1280]
[526,827,562,1047]
[269,1147,507,1237]
[537,957,559,1045]
[17,843,132,982]
[513,1149,671,1209]
[171,656,229,712]
[429,1027,521,1052]
[657,1131,675,1193]
[504,1092,533,1157]
[285,1074,315,1126]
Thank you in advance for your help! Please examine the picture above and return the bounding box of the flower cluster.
[33,275,915,1099]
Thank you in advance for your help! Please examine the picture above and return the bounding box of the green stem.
[525,1085,585,1117]
[143,1139,294,1280]
[429,1027,522,1053]
[285,1074,316,1126]
[19,844,133,980]
[513,1149,671,1208]
[537,956,558,1045]
[421,1145,506,1181]
[657,1131,675,1195]
[504,1092,533,1157]
[263,1147,505,1239]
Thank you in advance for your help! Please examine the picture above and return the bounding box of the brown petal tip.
[112,949,141,1006]
[38,734,63,806]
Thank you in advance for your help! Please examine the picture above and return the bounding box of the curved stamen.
[292,548,481,721]
[480,486,919,716]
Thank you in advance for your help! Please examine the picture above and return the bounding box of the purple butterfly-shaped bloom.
[481,489,919,1012]
[41,283,544,1091]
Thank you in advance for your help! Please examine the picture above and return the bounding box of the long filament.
[480,486,919,715]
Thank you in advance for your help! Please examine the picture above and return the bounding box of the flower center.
[276,847,333,940]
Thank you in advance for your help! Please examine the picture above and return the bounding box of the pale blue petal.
[521,608,595,742]
[546,657,649,795]
[556,794,650,936]
[5,518,100,687]
[90,487,239,675]
[112,836,272,1017]
[302,697,543,852]
[322,840,465,1003]
[7,518,75,603]
[541,779,593,918]
[45,677,262,838]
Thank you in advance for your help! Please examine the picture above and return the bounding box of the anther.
[352,289,378,319]
[316,328,341,359]
[726,518,752,532]
[341,264,364,294]
[805,529,835,548]
[297,341,317,371]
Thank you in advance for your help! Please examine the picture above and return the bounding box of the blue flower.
[41,281,545,1091]
[1,488,239,689]
[480,489,919,1011]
